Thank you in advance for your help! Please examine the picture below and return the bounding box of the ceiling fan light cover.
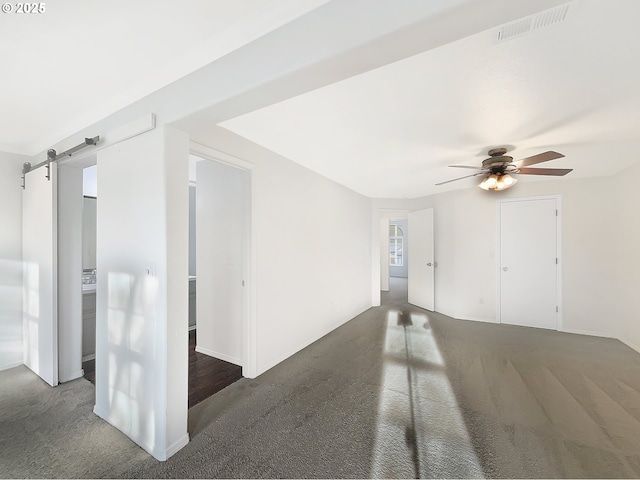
[502,173,515,186]
[478,173,517,191]
[485,174,498,188]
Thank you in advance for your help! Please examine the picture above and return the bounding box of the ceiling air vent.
[496,2,573,42]
[497,17,532,41]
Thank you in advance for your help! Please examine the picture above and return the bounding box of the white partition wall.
[0,154,25,371]
[94,125,189,461]
[22,164,58,386]
[191,129,373,376]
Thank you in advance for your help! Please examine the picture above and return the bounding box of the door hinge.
[556,306,559,313]
[556,209,558,216]
[242,280,245,286]
[556,258,558,264]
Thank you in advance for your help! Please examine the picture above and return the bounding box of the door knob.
[427,262,432,267]
[503,267,508,271]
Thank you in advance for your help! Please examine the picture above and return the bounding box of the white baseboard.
[195,346,241,366]
[560,327,614,339]
[93,404,155,458]
[59,369,84,383]
[619,337,640,354]
[165,434,190,461]
[82,354,96,362]
[93,404,107,420]
[457,315,499,324]
[94,403,188,461]
[188,325,196,332]
[559,328,640,354]
[0,361,23,372]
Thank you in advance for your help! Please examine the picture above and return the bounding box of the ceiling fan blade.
[435,172,484,186]
[517,167,573,176]
[448,165,483,170]
[515,151,565,167]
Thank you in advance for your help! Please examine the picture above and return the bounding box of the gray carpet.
[2,277,640,478]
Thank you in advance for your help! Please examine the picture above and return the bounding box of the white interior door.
[22,165,58,386]
[408,208,434,311]
[500,198,558,329]
[195,159,245,366]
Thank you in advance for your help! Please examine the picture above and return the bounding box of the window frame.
[389,224,404,267]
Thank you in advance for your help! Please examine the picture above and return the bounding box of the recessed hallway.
[188,329,243,408]
[1,277,639,478]
[80,330,243,408]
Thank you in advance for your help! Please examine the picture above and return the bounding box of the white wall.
[612,161,640,352]
[373,169,640,351]
[0,152,28,370]
[57,165,84,382]
[372,194,495,318]
[82,197,97,269]
[83,165,97,197]
[192,126,373,376]
[94,125,189,461]
[163,125,190,457]
[188,185,196,276]
[195,159,246,365]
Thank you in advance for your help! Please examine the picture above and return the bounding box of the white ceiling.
[0,0,329,155]
[4,0,640,200]
[220,0,640,198]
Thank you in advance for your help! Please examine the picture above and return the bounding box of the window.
[389,224,404,266]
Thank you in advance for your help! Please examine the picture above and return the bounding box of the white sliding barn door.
[22,165,58,386]
[499,197,558,330]
[408,208,434,311]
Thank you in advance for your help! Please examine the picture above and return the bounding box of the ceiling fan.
[436,147,573,191]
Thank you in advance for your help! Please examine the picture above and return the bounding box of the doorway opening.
[81,165,97,384]
[377,208,435,311]
[378,210,408,295]
[187,151,251,407]
[389,219,408,284]
[54,152,98,390]
[386,218,409,304]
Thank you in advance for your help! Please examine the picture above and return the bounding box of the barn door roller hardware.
[21,136,100,189]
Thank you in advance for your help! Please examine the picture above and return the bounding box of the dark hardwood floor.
[188,329,243,407]
[83,359,95,384]
[82,329,243,408]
